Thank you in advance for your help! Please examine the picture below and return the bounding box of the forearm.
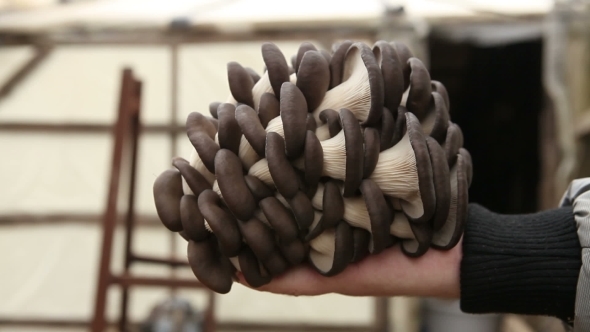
[460,203,582,322]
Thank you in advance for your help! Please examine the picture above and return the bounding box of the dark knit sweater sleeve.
[460,203,582,322]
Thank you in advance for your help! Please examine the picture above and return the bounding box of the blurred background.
[1,0,589,331]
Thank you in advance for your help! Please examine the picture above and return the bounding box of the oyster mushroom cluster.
[153,40,473,294]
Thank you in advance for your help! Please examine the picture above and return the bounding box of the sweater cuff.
[460,203,581,322]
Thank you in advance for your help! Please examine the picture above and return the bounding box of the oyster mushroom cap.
[187,238,234,294]
[306,181,344,241]
[351,227,371,263]
[379,107,396,151]
[214,149,257,221]
[243,175,274,202]
[391,213,432,257]
[216,103,242,155]
[261,42,291,99]
[154,169,184,232]
[303,130,323,197]
[237,218,279,264]
[245,67,261,83]
[340,109,364,196]
[309,221,354,276]
[251,72,275,110]
[459,148,473,187]
[237,246,272,288]
[444,123,464,167]
[259,196,299,243]
[390,106,407,147]
[187,148,215,187]
[406,58,432,121]
[280,83,308,158]
[319,109,342,140]
[257,93,280,128]
[278,239,307,266]
[426,137,451,231]
[373,40,404,113]
[329,40,354,89]
[209,102,221,119]
[432,153,468,249]
[421,92,449,144]
[431,80,450,111]
[235,104,267,157]
[188,131,219,174]
[296,50,330,112]
[363,127,380,178]
[360,179,395,254]
[227,61,255,107]
[266,132,300,199]
[186,111,217,140]
[294,41,318,73]
[172,157,211,196]
[390,41,414,91]
[313,43,384,126]
[197,189,242,257]
[180,195,209,242]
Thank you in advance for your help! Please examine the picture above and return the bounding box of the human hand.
[236,238,462,298]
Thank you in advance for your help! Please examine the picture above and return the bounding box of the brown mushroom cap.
[303,130,323,198]
[360,179,394,254]
[390,41,414,91]
[306,113,317,133]
[349,42,384,126]
[258,93,280,128]
[406,58,432,121]
[431,80,450,111]
[351,227,371,263]
[172,157,211,196]
[426,137,451,231]
[266,132,300,199]
[216,103,242,155]
[237,218,276,261]
[197,189,242,257]
[390,106,407,147]
[306,182,345,241]
[296,50,330,112]
[245,67,261,84]
[320,49,332,65]
[244,175,274,202]
[214,149,256,221]
[309,221,354,276]
[426,92,450,144]
[261,42,290,99]
[444,123,463,167]
[373,40,404,113]
[180,195,209,242]
[209,102,221,119]
[363,127,380,178]
[379,107,396,151]
[287,191,315,230]
[329,40,354,89]
[188,238,234,294]
[186,111,217,140]
[431,153,468,250]
[280,83,308,158]
[188,131,219,174]
[236,104,267,157]
[259,196,299,243]
[278,239,307,266]
[459,148,473,187]
[340,108,364,197]
[402,112,436,223]
[237,246,272,288]
[319,109,342,139]
[227,61,255,107]
[294,42,318,74]
[402,219,432,257]
[154,169,184,232]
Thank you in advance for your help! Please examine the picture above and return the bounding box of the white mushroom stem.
[390,213,415,239]
[290,73,297,84]
[311,48,372,125]
[309,227,336,274]
[314,124,331,141]
[212,180,222,199]
[292,130,346,180]
[229,256,241,271]
[275,193,290,208]
[248,159,274,187]
[252,72,274,110]
[369,133,422,218]
[342,196,371,231]
[421,111,436,135]
[311,183,325,210]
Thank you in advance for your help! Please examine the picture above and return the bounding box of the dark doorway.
[428,37,543,214]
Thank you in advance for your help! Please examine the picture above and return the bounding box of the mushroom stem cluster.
[153,40,473,294]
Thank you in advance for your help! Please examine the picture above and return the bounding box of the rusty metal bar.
[131,254,189,267]
[111,275,205,288]
[0,213,161,226]
[0,45,52,99]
